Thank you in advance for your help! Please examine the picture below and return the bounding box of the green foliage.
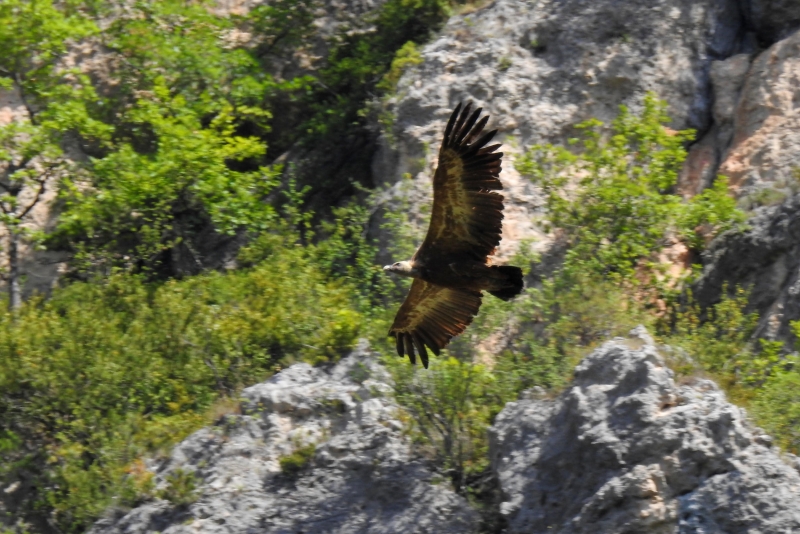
[748,320,800,453]
[660,288,800,454]
[0,121,68,236]
[243,0,317,63]
[279,443,317,475]
[667,287,757,376]
[376,41,424,94]
[102,0,270,121]
[55,84,279,274]
[516,93,744,287]
[0,0,96,110]
[751,362,800,453]
[0,233,362,531]
[303,0,451,139]
[265,0,454,199]
[156,468,199,506]
[2,1,796,530]
[679,176,746,249]
[390,356,495,491]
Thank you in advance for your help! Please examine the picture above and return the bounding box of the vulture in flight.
[384,102,524,368]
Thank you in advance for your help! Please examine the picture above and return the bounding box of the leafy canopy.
[516,93,745,286]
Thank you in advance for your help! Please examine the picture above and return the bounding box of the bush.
[156,468,199,506]
[0,234,362,532]
[389,356,496,492]
[279,443,317,476]
[516,93,745,289]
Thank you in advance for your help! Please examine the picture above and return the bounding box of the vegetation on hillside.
[0,1,798,533]
[387,95,798,517]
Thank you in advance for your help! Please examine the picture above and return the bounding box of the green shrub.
[156,468,199,506]
[751,365,800,453]
[279,443,317,476]
[0,235,362,532]
[377,41,424,94]
[389,356,495,492]
[516,93,745,289]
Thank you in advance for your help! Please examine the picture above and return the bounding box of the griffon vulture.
[384,103,524,368]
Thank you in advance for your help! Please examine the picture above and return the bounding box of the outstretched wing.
[415,103,505,263]
[389,279,482,368]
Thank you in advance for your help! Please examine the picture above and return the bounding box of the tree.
[55,83,279,276]
[0,0,106,309]
[0,123,67,309]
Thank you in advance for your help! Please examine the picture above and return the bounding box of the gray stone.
[680,52,753,196]
[695,193,800,342]
[89,342,478,534]
[490,328,800,533]
[647,28,800,350]
[372,0,745,261]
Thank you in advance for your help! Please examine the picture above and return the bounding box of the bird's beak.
[383,265,391,271]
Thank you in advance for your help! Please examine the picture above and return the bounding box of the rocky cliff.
[371,0,800,341]
[91,330,800,533]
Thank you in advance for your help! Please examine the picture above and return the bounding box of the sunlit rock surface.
[89,343,478,534]
[371,0,746,260]
[490,327,800,533]
[718,30,800,200]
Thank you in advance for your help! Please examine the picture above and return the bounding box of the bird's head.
[383,260,418,278]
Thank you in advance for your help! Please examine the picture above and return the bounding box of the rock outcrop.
[91,332,800,533]
[372,0,749,259]
[695,194,800,341]
[490,327,800,533]
[89,343,478,534]
[717,30,800,201]
[369,0,800,341]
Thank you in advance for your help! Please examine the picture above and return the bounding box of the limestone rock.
[490,328,800,533]
[89,343,478,534]
[718,30,800,201]
[679,52,752,196]
[695,194,800,341]
[372,0,745,260]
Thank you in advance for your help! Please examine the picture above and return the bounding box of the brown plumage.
[384,103,524,368]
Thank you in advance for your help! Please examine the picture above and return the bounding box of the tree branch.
[13,72,38,125]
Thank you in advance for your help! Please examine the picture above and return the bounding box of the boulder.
[490,327,800,533]
[89,342,478,534]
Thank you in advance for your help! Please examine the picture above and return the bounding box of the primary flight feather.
[384,102,524,368]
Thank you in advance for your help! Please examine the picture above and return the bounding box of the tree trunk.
[9,227,20,311]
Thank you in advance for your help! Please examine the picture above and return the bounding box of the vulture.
[383,102,524,368]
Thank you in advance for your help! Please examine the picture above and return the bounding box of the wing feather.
[389,279,482,367]
[415,103,505,262]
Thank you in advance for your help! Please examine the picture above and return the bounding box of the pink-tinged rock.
[719,32,800,197]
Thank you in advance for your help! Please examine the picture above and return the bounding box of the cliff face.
[372,0,800,342]
[372,0,749,260]
[691,28,800,341]
[91,333,800,533]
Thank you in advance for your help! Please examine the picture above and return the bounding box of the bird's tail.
[488,265,524,301]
